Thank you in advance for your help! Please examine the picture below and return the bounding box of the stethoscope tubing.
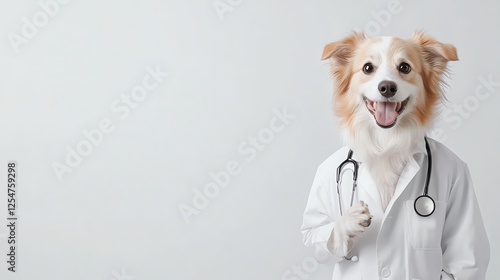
[336,137,433,216]
[335,138,435,261]
[413,137,435,217]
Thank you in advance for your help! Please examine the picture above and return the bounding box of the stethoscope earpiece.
[336,149,359,216]
[343,255,358,262]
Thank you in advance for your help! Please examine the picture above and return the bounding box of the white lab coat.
[301,138,490,280]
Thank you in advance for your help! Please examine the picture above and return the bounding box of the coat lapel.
[381,137,428,223]
[357,163,384,214]
[381,156,421,224]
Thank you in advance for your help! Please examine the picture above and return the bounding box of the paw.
[342,200,373,238]
[328,200,373,257]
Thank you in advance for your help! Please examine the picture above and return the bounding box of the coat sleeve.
[301,168,343,264]
[441,162,490,279]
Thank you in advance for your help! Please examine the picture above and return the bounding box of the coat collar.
[348,137,428,163]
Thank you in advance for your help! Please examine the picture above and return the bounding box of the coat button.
[381,267,391,278]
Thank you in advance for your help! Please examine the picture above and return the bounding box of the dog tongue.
[375,102,398,127]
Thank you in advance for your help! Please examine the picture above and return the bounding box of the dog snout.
[378,80,398,98]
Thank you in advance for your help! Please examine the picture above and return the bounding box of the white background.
[0,0,498,279]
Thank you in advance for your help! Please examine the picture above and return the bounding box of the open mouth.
[363,96,410,128]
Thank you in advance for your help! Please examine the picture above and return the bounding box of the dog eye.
[399,62,411,74]
[363,63,374,74]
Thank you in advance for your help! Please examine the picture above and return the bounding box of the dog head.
[322,31,458,138]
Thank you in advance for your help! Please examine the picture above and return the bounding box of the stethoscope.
[336,137,435,261]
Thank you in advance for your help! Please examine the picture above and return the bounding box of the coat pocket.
[404,200,447,250]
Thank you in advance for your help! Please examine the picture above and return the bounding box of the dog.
[320,31,458,257]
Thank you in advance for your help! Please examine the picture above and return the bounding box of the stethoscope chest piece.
[413,137,435,217]
[414,194,435,217]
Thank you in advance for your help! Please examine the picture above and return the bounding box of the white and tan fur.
[323,31,458,256]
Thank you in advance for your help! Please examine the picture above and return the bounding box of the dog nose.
[378,80,398,97]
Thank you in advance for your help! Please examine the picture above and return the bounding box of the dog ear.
[321,32,366,64]
[411,31,458,73]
